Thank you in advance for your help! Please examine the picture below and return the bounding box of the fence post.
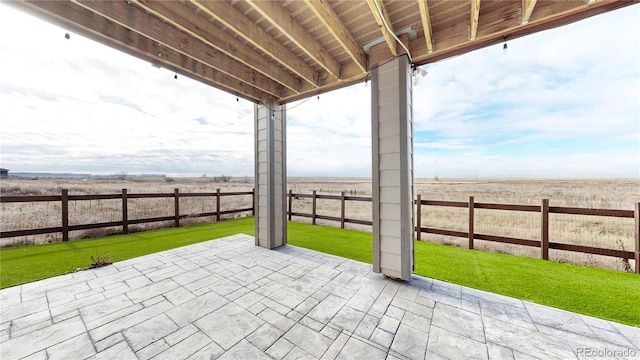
[216,189,221,221]
[62,189,69,241]
[469,196,474,249]
[415,194,421,241]
[288,189,293,221]
[541,198,549,260]
[340,191,346,229]
[122,189,128,234]
[174,188,180,227]
[312,190,317,225]
[635,202,639,274]
[252,188,255,216]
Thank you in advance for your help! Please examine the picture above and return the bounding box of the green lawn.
[0,217,256,289]
[287,222,640,326]
[1,218,638,327]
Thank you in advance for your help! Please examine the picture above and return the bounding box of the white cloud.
[0,3,638,178]
[0,5,255,176]
[415,148,639,180]
[410,6,639,178]
[285,85,372,176]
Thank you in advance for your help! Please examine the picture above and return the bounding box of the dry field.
[0,177,255,246]
[1,177,638,272]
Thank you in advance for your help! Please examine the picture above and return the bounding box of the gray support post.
[371,55,415,281]
[254,98,287,249]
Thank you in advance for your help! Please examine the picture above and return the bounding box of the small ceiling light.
[412,67,428,87]
[64,32,70,40]
[502,35,508,55]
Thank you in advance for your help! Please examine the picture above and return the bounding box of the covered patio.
[2,234,638,359]
[3,0,639,358]
[6,0,637,280]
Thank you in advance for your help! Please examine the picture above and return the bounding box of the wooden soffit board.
[6,0,636,104]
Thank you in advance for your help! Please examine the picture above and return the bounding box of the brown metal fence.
[2,189,639,274]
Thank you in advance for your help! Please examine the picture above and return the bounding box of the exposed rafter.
[521,0,538,25]
[305,0,367,73]
[17,0,266,101]
[469,0,481,40]
[366,0,397,57]
[417,0,434,53]
[74,0,284,99]
[189,0,319,88]
[246,0,340,81]
[7,0,634,104]
[411,0,631,66]
[132,0,301,95]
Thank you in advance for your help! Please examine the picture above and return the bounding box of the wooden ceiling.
[8,0,635,104]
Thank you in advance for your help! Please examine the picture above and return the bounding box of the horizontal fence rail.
[1,189,254,241]
[288,192,639,274]
[415,195,640,274]
[2,189,639,274]
[288,190,373,227]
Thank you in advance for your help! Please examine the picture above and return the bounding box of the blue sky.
[0,4,638,178]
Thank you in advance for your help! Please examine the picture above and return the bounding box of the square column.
[254,98,287,249]
[371,55,415,280]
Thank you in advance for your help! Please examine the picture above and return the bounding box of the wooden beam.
[417,0,434,53]
[280,75,365,104]
[366,0,397,57]
[305,0,367,73]
[246,0,340,80]
[190,0,319,88]
[133,0,300,95]
[17,0,266,102]
[14,0,632,104]
[74,0,283,98]
[521,0,538,24]
[410,0,634,66]
[469,0,481,40]
[369,33,409,67]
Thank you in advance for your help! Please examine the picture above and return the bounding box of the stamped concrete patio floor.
[2,234,639,360]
